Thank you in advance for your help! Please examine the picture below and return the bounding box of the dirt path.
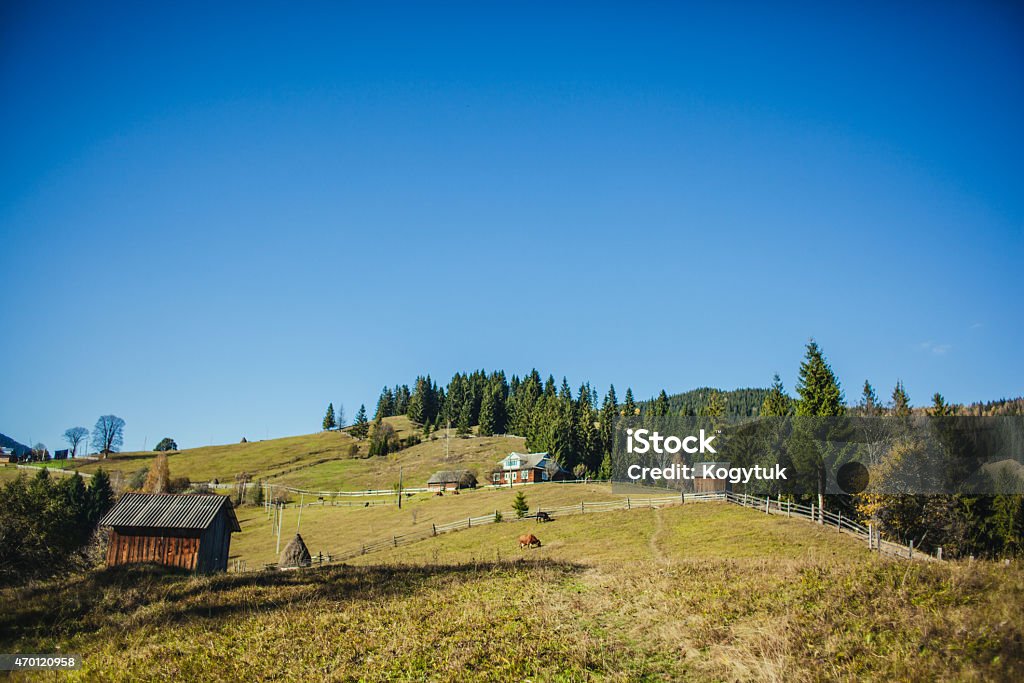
[648,507,669,564]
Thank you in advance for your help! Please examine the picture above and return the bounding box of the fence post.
[868,523,873,550]
[627,497,631,510]
[432,523,436,536]
[765,497,769,514]
[393,536,397,547]
[811,503,814,522]
[909,540,913,560]
[681,491,685,504]
[787,500,791,518]
[937,547,942,560]
[468,517,471,528]
[581,501,585,514]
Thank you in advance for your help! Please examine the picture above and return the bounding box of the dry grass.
[2,502,1020,681]
[231,482,630,566]
[63,417,525,492]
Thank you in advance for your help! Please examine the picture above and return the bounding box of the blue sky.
[1,1,1021,452]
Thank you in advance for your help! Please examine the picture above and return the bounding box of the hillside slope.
[1,502,1020,681]
[67,417,525,492]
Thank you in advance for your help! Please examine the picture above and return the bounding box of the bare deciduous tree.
[63,427,89,457]
[91,415,125,458]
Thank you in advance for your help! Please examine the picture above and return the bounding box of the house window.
[493,473,499,482]
[542,471,549,481]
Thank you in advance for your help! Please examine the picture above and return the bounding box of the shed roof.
[99,492,241,532]
[427,470,477,485]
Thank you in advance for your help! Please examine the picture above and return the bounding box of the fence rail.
[268,489,937,570]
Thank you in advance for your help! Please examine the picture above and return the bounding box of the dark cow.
[518,533,542,549]
[535,511,552,523]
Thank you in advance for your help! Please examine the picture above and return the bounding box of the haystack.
[279,533,312,568]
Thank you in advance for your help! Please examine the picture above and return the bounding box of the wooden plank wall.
[106,529,201,570]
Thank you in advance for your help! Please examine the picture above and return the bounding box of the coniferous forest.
[367,341,1023,559]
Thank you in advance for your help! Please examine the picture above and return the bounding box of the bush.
[0,469,113,584]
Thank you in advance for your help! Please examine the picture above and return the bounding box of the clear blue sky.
[1,1,1021,452]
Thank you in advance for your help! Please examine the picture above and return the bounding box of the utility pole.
[276,503,283,555]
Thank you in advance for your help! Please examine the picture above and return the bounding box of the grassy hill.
[66,417,525,492]
[231,482,628,566]
[1,501,1020,681]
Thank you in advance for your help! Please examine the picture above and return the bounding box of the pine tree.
[653,390,670,418]
[858,380,880,416]
[929,392,952,417]
[322,403,337,431]
[700,390,726,418]
[795,340,845,416]
[351,404,369,439]
[622,388,637,417]
[761,374,791,416]
[86,469,114,525]
[374,387,394,420]
[456,401,472,435]
[478,386,497,436]
[598,385,618,460]
[891,380,911,417]
[512,491,529,518]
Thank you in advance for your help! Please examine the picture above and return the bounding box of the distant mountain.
[0,433,31,457]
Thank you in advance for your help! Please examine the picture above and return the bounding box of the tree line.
[0,468,114,584]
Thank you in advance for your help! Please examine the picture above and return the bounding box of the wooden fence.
[268,489,937,570]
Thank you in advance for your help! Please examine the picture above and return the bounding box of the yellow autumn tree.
[142,453,171,494]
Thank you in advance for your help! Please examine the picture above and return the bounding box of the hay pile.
[279,533,312,568]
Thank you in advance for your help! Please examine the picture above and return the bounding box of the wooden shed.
[427,470,478,492]
[98,492,241,573]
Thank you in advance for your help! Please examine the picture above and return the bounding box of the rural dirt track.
[648,507,668,564]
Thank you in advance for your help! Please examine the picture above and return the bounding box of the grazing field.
[2,502,1020,681]
[231,482,627,567]
[63,417,524,492]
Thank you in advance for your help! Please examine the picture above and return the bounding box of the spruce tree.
[86,468,114,525]
[478,386,497,436]
[761,374,791,416]
[322,403,337,431]
[891,380,911,417]
[598,385,618,461]
[512,491,529,518]
[351,404,369,439]
[653,390,670,418]
[793,340,844,516]
[622,388,637,418]
[795,340,845,416]
[858,380,880,416]
[930,392,952,417]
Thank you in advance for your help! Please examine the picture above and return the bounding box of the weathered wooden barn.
[98,492,241,572]
[692,462,732,494]
[426,470,478,492]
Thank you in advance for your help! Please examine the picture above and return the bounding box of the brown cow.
[518,534,541,549]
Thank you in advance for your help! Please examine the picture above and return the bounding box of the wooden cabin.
[426,470,478,492]
[693,461,732,494]
[98,492,241,573]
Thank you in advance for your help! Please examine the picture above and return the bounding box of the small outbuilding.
[99,492,241,573]
[692,461,733,494]
[427,470,477,492]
